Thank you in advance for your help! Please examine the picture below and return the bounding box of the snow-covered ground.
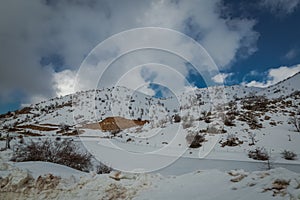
[1,159,300,199]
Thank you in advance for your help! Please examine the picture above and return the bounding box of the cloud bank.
[0,0,259,108]
[243,64,300,88]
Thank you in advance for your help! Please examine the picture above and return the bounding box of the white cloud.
[243,64,300,88]
[268,65,300,82]
[0,0,259,105]
[243,80,269,88]
[260,0,300,14]
[212,73,233,84]
[54,69,76,97]
[140,0,258,68]
[137,85,156,97]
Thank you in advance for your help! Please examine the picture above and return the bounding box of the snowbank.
[1,161,300,200]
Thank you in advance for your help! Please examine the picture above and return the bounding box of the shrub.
[272,179,290,190]
[248,132,256,146]
[96,163,113,174]
[248,147,269,161]
[173,114,181,123]
[181,115,193,129]
[186,133,205,148]
[241,112,262,129]
[59,123,71,132]
[110,128,121,137]
[11,139,92,172]
[241,96,269,112]
[3,124,9,130]
[204,118,211,123]
[281,150,297,160]
[220,134,243,147]
[182,120,193,129]
[206,126,219,134]
[264,115,271,120]
[269,121,277,126]
[224,117,235,126]
[200,111,211,123]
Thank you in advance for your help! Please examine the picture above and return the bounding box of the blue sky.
[184,0,300,88]
[224,0,300,84]
[0,0,300,114]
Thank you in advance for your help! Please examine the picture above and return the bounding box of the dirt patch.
[83,123,102,130]
[8,128,22,132]
[83,116,149,132]
[17,124,58,131]
[39,123,60,127]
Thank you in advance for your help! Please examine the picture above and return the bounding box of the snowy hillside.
[257,72,300,99]
[0,72,299,199]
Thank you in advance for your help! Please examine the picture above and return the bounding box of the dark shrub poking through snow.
[173,114,181,123]
[186,133,206,148]
[220,134,243,147]
[248,147,269,161]
[281,150,297,160]
[96,163,113,174]
[11,139,92,172]
[224,117,235,126]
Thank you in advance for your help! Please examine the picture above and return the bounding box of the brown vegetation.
[263,179,290,197]
[15,107,33,115]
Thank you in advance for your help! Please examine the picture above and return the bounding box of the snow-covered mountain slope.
[257,71,300,99]
[0,84,266,135]
[0,71,299,200]
[0,72,299,167]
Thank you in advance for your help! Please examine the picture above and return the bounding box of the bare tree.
[1,133,12,151]
[6,133,12,149]
[248,132,256,146]
[289,115,300,132]
[265,155,273,170]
